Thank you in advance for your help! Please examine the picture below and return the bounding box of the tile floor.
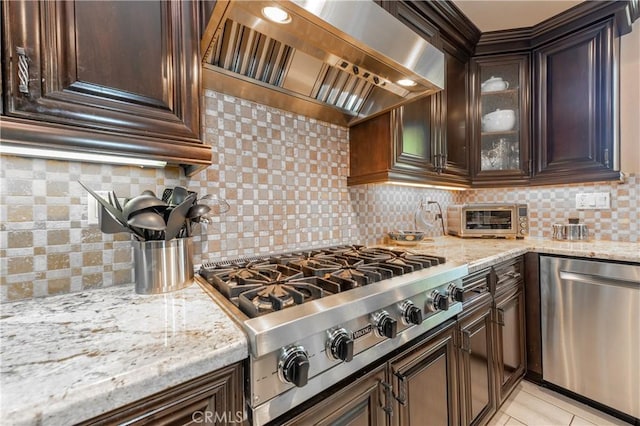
[488,380,630,426]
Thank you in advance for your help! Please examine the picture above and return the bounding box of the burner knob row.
[279,346,310,388]
[328,328,354,362]
[374,311,398,339]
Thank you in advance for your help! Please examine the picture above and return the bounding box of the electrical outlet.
[575,192,610,210]
[87,191,109,225]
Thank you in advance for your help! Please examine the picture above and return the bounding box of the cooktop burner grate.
[200,245,446,318]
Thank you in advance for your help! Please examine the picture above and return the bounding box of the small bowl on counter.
[387,230,430,246]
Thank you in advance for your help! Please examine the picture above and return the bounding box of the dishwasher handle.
[559,271,639,290]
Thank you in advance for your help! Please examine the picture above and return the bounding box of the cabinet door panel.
[281,364,386,426]
[3,0,200,142]
[468,322,491,421]
[443,45,470,177]
[471,54,531,186]
[80,363,244,426]
[494,288,526,403]
[395,96,437,172]
[391,325,458,426]
[459,300,495,426]
[534,18,618,183]
[75,2,164,101]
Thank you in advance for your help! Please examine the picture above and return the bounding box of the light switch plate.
[575,192,610,210]
[87,191,109,225]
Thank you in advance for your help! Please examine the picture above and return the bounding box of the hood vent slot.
[213,20,293,87]
[314,66,373,113]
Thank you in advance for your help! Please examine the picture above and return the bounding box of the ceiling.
[451,0,584,32]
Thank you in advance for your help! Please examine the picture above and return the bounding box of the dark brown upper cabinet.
[1,0,211,175]
[533,18,620,184]
[348,100,440,187]
[472,1,638,187]
[471,54,531,187]
[348,87,470,188]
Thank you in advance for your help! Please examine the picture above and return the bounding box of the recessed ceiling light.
[397,79,417,87]
[262,6,291,24]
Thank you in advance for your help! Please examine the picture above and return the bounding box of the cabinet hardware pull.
[16,47,29,94]
[497,308,505,326]
[394,372,407,405]
[604,148,610,168]
[380,380,394,415]
[505,271,521,280]
[462,330,472,354]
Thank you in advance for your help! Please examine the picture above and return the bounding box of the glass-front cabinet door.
[472,54,530,186]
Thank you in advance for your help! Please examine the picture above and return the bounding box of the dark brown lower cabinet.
[389,323,459,426]
[81,362,244,426]
[493,283,526,404]
[458,294,496,426]
[281,364,387,426]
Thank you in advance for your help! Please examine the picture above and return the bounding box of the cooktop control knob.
[447,283,464,303]
[401,300,423,325]
[374,311,397,339]
[428,290,450,312]
[279,345,310,388]
[328,328,354,362]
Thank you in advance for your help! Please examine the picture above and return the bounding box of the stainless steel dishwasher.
[540,256,640,420]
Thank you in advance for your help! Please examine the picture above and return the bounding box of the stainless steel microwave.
[447,204,529,238]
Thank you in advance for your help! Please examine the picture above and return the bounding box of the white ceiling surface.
[452,0,584,32]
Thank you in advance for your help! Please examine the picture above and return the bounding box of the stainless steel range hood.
[201,0,445,127]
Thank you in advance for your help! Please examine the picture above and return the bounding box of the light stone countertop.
[0,281,248,426]
[383,236,640,273]
[1,237,638,425]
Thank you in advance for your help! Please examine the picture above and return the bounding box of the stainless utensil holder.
[133,237,194,294]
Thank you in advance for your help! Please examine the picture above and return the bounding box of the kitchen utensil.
[99,205,130,234]
[109,190,123,212]
[199,194,230,215]
[165,194,196,240]
[127,211,166,231]
[169,186,189,206]
[481,76,509,92]
[122,194,167,219]
[161,188,173,202]
[481,109,516,132]
[187,204,211,222]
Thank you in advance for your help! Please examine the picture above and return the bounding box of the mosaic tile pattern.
[1,89,637,302]
[464,174,639,243]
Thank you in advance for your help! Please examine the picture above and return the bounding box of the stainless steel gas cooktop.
[198,245,468,425]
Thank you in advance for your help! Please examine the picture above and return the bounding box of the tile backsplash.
[0,91,452,302]
[464,175,638,242]
[1,90,637,302]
